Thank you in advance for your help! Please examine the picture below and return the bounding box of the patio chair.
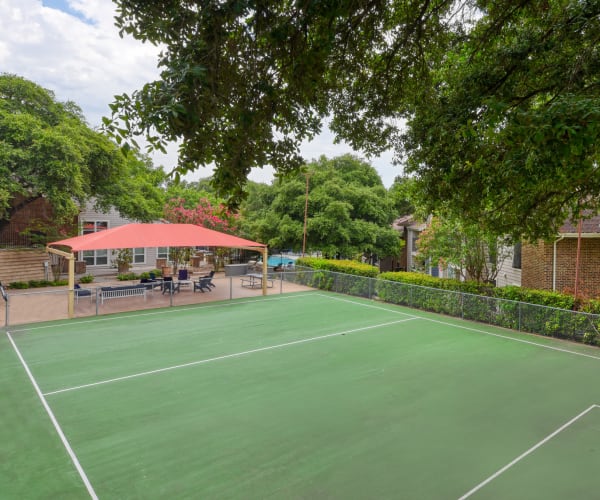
[194,277,213,293]
[74,283,92,303]
[162,276,180,294]
[201,270,216,287]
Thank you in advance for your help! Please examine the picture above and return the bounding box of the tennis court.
[2,291,599,499]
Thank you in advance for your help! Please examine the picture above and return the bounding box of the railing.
[285,269,600,346]
[0,222,40,248]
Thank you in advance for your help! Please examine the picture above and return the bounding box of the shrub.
[8,279,69,289]
[79,274,95,283]
[295,257,379,277]
[378,271,491,295]
[117,272,138,281]
[8,281,28,289]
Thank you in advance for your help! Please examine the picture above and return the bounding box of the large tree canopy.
[109,0,451,202]
[0,74,166,231]
[402,0,600,240]
[110,0,599,239]
[240,155,402,259]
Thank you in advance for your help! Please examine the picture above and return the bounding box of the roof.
[48,223,266,252]
[392,215,426,232]
[559,214,600,235]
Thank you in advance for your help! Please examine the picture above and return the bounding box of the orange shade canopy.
[48,223,266,252]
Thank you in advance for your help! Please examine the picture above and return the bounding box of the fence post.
[518,302,522,332]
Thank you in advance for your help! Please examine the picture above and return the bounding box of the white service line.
[6,331,98,500]
[458,404,600,499]
[44,317,417,396]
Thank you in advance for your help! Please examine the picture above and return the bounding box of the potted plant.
[113,248,133,274]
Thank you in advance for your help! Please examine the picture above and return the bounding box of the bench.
[100,284,147,304]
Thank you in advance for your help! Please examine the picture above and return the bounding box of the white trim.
[458,404,600,499]
[559,233,600,238]
[6,331,98,499]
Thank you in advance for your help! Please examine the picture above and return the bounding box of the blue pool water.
[267,256,296,267]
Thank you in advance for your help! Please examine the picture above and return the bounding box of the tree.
[109,1,600,239]
[0,73,166,238]
[416,216,512,283]
[388,175,415,216]
[162,182,240,271]
[163,196,239,234]
[108,0,453,204]
[240,155,402,259]
[401,0,600,240]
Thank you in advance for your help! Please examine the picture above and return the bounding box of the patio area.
[1,272,312,327]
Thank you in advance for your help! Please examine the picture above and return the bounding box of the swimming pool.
[266,255,296,267]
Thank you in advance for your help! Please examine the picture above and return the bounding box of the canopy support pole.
[236,246,269,296]
[46,247,76,318]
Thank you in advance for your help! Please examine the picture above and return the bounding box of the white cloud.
[0,0,400,187]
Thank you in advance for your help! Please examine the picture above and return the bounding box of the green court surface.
[2,291,600,499]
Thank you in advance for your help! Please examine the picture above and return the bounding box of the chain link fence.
[287,268,600,345]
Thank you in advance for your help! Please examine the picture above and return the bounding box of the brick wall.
[522,238,600,297]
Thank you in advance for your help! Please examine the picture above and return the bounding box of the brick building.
[521,216,600,297]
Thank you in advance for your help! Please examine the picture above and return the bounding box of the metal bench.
[100,285,147,304]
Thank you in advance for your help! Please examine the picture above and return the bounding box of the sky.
[0,0,399,187]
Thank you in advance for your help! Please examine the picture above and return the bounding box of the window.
[133,247,145,264]
[81,221,108,265]
[157,247,169,260]
[512,242,522,269]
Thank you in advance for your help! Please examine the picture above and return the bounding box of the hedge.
[295,258,379,277]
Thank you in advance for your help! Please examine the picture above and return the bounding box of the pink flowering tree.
[163,197,240,270]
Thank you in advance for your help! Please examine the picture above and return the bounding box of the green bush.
[8,281,28,289]
[378,271,491,295]
[494,285,575,310]
[295,257,379,277]
[79,274,95,283]
[8,279,67,289]
[117,272,138,281]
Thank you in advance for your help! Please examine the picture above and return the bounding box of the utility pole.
[302,172,310,257]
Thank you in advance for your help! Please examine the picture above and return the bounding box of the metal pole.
[302,173,310,257]
[574,216,583,300]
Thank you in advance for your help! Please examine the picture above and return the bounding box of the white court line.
[9,292,316,333]
[458,404,600,499]
[316,294,600,361]
[5,330,98,500]
[44,317,417,396]
[317,293,420,318]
